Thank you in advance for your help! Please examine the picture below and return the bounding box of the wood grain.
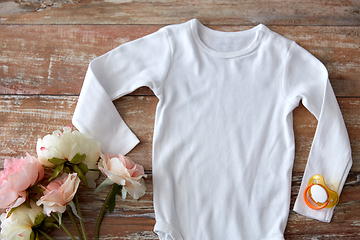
[1,25,359,97]
[45,171,360,239]
[1,0,359,238]
[0,0,359,25]
[1,95,359,172]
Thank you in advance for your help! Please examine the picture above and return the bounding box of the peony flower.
[36,173,80,216]
[36,126,101,188]
[98,153,146,199]
[0,153,44,209]
[0,200,43,240]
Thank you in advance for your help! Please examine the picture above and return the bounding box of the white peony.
[0,200,43,240]
[36,126,101,188]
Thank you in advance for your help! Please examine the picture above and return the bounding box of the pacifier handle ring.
[303,183,329,210]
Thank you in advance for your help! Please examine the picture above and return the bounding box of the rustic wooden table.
[1,0,360,239]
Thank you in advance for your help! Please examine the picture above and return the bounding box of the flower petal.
[125,178,147,200]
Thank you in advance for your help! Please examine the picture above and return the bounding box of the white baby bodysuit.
[72,19,352,240]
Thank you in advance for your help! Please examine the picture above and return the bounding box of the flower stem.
[51,213,77,240]
[38,229,56,240]
[94,184,116,240]
[75,194,89,240]
[67,209,84,240]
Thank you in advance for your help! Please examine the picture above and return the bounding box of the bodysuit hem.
[262,236,285,240]
[153,221,285,240]
[154,221,184,240]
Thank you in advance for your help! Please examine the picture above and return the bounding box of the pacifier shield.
[303,174,339,210]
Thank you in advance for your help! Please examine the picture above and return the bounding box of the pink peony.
[0,153,44,209]
[98,153,146,199]
[36,173,80,216]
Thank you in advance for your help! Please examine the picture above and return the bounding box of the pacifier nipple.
[310,185,328,203]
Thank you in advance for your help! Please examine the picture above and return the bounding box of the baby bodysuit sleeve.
[283,42,353,222]
[72,28,172,155]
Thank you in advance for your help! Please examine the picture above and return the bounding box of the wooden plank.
[1,0,359,239]
[0,25,159,95]
[285,173,360,239]
[1,95,359,172]
[0,0,359,25]
[1,25,359,97]
[45,171,360,239]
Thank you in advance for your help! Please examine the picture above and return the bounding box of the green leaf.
[63,166,71,174]
[94,178,113,193]
[70,153,86,165]
[49,164,64,181]
[121,186,128,200]
[114,184,122,196]
[108,185,119,214]
[29,184,44,194]
[48,157,67,165]
[56,212,62,226]
[44,215,57,223]
[24,198,31,209]
[67,201,81,219]
[39,216,59,232]
[30,230,36,240]
[72,164,88,188]
[77,162,89,175]
[42,221,59,229]
[33,212,45,228]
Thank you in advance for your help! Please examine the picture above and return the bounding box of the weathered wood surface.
[0,0,359,25]
[1,0,360,239]
[1,95,360,239]
[1,25,360,97]
[1,95,360,172]
[46,171,360,240]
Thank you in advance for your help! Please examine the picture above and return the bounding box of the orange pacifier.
[303,174,339,210]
